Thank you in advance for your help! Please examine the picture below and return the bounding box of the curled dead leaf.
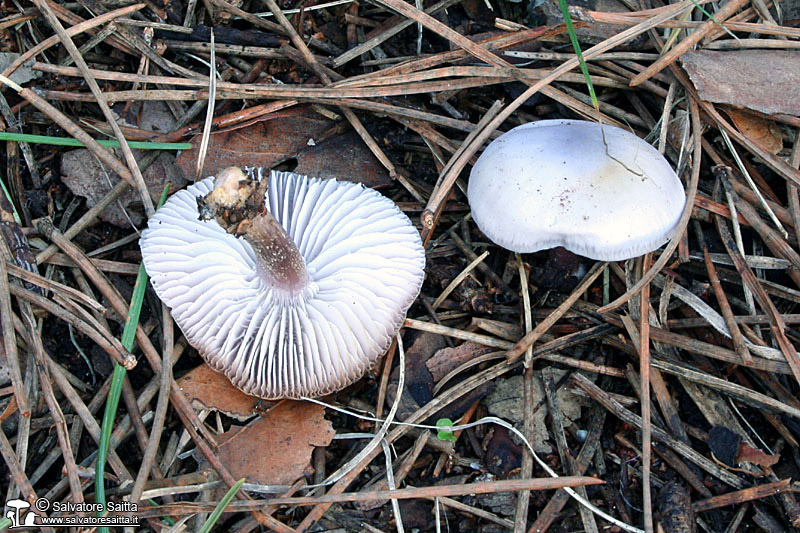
[737,443,780,469]
[724,108,782,155]
[174,106,390,188]
[176,364,267,421]
[207,401,335,487]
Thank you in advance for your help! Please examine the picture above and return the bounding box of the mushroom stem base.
[199,166,309,293]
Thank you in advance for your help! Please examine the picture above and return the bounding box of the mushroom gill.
[140,167,426,399]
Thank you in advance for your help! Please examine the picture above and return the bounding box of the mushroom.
[467,119,686,261]
[140,167,425,399]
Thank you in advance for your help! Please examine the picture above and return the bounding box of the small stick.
[572,373,746,489]
[375,0,518,71]
[297,356,520,531]
[650,358,800,420]
[0,81,138,190]
[712,178,800,388]
[601,313,793,374]
[19,306,84,504]
[437,495,514,529]
[693,479,791,513]
[638,255,653,533]
[787,131,800,245]
[9,283,135,368]
[544,368,599,533]
[333,0,461,67]
[46,360,134,484]
[36,180,130,265]
[140,476,604,513]
[0,429,55,533]
[0,242,29,416]
[514,257,535,533]
[702,245,753,364]
[130,305,174,501]
[374,339,397,420]
[432,250,489,309]
[526,407,606,533]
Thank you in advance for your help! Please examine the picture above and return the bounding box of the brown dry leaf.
[426,341,495,382]
[483,426,522,479]
[119,100,179,134]
[681,50,800,116]
[175,107,329,177]
[386,332,445,420]
[294,130,390,186]
[737,443,780,469]
[724,108,782,155]
[213,401,334,486]
[176,364,268,421]
[174,106,391,188]
[61,150,186,227]
[60,101,187,227]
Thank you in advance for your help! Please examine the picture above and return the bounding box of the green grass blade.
[95,364,126,533]
[0,131,191,150]
[0,176,22,224]
[95,185,170,533]
[556,0,599,112]
[689,0,740,41]
[148,499,176,526]
[198,478,246,533]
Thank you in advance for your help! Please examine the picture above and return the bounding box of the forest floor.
[1,0,800,531]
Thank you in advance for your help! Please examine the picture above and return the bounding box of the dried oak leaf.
[211,401,334,486]
[426,341,495,382]
[737,443,780,469]
[724,108,782,155]
[386,332,444,420]
[176,364,268,421]
[60,101,187,227]
[681,50,800,116]
[60,150,186,227]
[175,106,390,188]
[386,333,493,421]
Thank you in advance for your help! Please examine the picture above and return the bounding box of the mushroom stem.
[199,166,308,292]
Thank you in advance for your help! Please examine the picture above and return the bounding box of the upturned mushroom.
[467,119,686,261]
[140,167,425,399]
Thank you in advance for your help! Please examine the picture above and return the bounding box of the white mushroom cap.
[140,170,425,399]
[468,120,686,260]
